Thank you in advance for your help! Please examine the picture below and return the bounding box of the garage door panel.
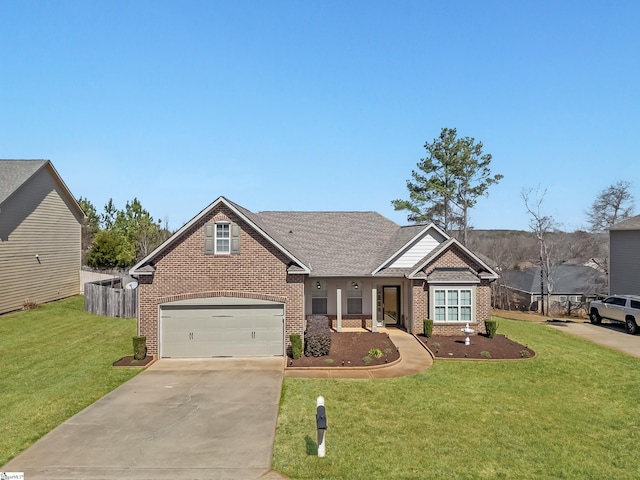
[160,302,284,358]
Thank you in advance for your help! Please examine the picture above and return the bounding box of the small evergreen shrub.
[133,336,147,360]
[485,319,498,339]
[368,348,383,358]
[290,334,303,359]
[423,319,434,338]
[304,315,331,357]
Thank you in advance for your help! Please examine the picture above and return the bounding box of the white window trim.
[215,222,230,254]
[429,285,476,323]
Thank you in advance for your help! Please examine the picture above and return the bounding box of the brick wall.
[410,243,493,336]
[138,204,304,356]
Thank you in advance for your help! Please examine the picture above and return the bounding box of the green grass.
[0,296,142,466]
[274,318,640,479]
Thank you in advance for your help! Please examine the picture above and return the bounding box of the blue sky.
[2,0,638,231]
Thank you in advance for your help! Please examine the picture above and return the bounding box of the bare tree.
[522,187,558,316]
[585,181,634,232]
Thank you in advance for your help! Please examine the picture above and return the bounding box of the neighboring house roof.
[502,265,606,295]
[609,215,640,230]
[130,196,499,280]
[0,159,84,218]
[0,159,48,205]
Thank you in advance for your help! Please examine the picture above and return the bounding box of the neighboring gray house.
[0,160,84,314]
[502,265,607,313]
[609,215,640,296]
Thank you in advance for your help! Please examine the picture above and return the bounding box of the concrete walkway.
[284,328,434,379]
[3,358,287,480]
[548,320,640,358]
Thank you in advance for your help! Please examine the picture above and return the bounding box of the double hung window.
[215,223,230,254]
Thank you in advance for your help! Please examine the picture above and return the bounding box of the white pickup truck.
[589,295,640,334]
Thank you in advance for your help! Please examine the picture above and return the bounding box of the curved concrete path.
[284,328,434,379]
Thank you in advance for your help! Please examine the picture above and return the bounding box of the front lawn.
[274,318,640,479]
[0,296,141,466]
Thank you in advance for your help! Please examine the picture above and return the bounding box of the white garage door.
[160,297,284,358]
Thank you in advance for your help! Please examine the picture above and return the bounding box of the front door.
[378,286,400,327]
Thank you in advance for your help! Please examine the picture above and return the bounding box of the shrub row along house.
[130,196,498,358]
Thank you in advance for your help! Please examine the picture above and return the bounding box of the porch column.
[336,288,342,332]
[371,287,377,332]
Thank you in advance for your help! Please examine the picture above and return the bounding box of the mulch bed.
[417,333,535,360]
[288,332,400,368]
[113,355,155,367]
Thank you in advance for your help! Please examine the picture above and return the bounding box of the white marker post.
[316,396,327,457]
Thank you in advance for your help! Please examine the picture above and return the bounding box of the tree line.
[78,197,171,269]
[393,127,635,313]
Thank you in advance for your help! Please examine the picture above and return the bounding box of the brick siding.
[138,204,304,356]
[410,244,493,336]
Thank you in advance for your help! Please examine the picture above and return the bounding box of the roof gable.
[373,223,448,274]
[129,197,311,275]
[0,160,48,205]
[407,238,499,280]
[0,159,83,219]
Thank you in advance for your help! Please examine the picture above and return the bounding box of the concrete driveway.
[2,358,286,480]
[549,320,640,358]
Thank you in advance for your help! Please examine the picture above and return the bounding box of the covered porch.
[304,277,413,332]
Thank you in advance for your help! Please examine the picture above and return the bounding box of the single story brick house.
[129,196,498,358]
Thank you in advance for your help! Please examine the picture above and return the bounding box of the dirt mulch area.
[417,334,535,360]
[113,355,155,367]
[288,332,400,368]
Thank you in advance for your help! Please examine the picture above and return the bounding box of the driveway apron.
[3,357,285,480]
[549,321,640,358]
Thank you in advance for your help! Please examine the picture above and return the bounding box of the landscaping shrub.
[304,315,331,357]
[485,319,498,339]
[133,336,147,360]
[368,348,383,358]
[423,318,434,338]
[290,334,303,359]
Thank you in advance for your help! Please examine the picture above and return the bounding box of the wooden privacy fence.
[84,278,138,318]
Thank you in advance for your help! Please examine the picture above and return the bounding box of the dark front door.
[381,286,400,326]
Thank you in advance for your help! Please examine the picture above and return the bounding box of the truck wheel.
[625,317,637,335]
[589,310,602,325]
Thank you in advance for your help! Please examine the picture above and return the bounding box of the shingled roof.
[0,159,48,205]
[131,196,499,280]
[502,265,606,294]
[256,211,399,276]
[609,214,640,230]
